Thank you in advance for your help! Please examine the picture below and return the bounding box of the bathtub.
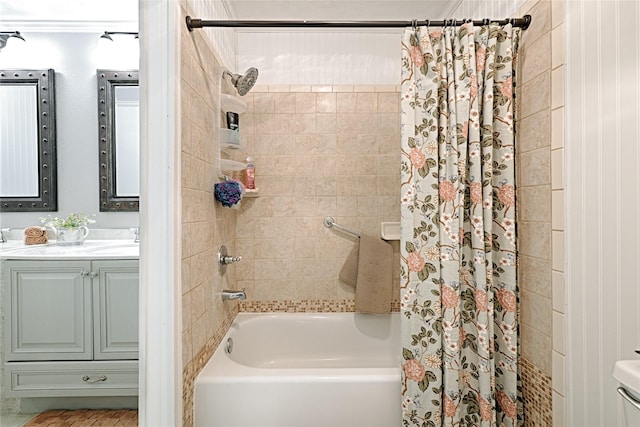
[194,312,401,427]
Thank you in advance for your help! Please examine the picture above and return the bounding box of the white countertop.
[0,239,139,260]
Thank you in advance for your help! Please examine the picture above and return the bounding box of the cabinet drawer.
[4,361,138,397]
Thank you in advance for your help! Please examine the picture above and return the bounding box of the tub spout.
[221,289,246,301]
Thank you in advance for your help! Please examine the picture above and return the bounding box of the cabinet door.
[4,261,93,361]
[92,260,139,360]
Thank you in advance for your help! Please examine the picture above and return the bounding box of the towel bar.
[323,216,360,238]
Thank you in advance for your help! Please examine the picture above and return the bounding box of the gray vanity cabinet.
[2,259,139,397]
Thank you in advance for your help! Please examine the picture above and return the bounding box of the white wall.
[565,0,640,425]
[0,31,139,229]
[236,0,528,85]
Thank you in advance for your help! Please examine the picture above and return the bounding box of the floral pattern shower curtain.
[400,23,521,426]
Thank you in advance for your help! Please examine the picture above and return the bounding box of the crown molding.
[1,20,137,33]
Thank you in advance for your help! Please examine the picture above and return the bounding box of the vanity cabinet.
[2,259,138,397]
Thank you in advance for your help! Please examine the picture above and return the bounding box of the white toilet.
[613,360,640,426]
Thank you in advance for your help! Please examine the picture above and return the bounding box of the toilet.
[613,360,640,426]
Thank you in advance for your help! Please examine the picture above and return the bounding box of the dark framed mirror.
[0,69,57,211]
[97,69,139,212]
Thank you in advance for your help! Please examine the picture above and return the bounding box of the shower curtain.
[400,23,521,426]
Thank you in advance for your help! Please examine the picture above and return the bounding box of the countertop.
[0,239,139,260]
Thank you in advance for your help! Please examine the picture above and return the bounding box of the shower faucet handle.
[221,255,242,265]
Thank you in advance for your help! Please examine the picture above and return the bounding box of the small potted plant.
[41,213,95,245]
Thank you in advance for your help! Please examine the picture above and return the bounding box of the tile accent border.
[520,357,553,426]
[239,299,400,313]
[182,305,238,427]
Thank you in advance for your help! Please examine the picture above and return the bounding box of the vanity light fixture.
[100,31,139,41]
[0,31,25,51]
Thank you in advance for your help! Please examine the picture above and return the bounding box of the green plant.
[41,213,96,228]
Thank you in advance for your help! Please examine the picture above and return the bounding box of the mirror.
[97,69,139,212]
[0,69,57,211]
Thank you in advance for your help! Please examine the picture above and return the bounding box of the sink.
[84,242,139,256]
[613,359,640,425]
[614,360,640,394]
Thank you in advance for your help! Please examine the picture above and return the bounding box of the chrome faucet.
[130,227,140,243]
[221,289,246,301]
[0,228,9,243]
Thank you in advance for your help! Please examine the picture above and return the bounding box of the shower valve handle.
[221,255,242,265]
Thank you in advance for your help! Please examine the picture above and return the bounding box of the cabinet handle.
[82,375,108,383]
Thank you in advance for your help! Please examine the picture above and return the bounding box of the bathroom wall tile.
[295,113,317,134]
[519,255,552,298]
[353,85,375,92]
[551,107,564,150]
[356,93,378,112]
[551,66,565,109]
[519,185,551,222]
[551,24,565,69]
[553,391,566,425]
[517,109,550,153]
[316,93,337,113]
[553,311,565,354]
[522,32,550,84]
[519,148,550,186]
[316,113,337,134]
[552,271,565,313]
[521,290,552,336]
[332,85,354,92]
[182,327,193,370]
[522,324,552,376]
[375,85,397,93]
[552,190,564,230]
[552,231,565,272]
[268,85,290,92]
[311,85,332,93]
[251,84,269,93]
[552,351,565,395]
[273,93,296,113]
[336,93,358,112]
[520,71,550,119]
[551,148,564,190]
[522,0,551,46]
[253,93,275,114]
[295,93,317,113]
[289,85,311,92]
[519,221,551,260]
[552,0,565,28]
[377,92,399,113]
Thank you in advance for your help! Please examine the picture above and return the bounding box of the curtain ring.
[411,19,417,31]
[483,18,490,26]
[425,19,430,29]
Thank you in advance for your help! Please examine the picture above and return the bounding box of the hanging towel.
[339,234,393,314]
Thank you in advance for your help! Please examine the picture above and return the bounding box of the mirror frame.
[97,69,139,212]
[0,69,57,212]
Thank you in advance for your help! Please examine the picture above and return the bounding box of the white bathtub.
[194,312,401,427]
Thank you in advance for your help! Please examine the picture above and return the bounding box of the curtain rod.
[186,15,531,31]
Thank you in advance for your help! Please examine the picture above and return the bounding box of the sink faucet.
[130,227,140,243]
[0,228,8,243]
[221,289,246,301]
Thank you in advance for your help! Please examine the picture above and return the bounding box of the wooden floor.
[23,409,137,426]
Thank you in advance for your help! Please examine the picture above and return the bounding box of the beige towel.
[24,226,48,245]
[339,234,393,314]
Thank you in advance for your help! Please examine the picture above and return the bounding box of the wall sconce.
[0,31,25,51]
[100,31,139,41]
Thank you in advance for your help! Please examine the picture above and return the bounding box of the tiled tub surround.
[231,85,402,304]
[515,0,562,424]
